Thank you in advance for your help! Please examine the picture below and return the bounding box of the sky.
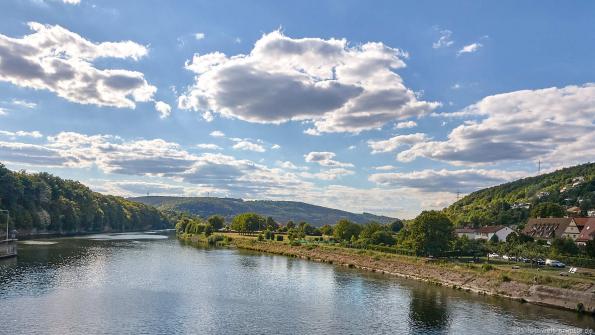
[0,0,594,219]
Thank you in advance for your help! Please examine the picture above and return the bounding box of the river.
[0,231,593,334]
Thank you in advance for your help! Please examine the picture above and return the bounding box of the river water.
[0,231,593,334]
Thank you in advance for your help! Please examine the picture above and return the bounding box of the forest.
[0,163,171,237]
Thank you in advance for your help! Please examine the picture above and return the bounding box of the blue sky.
[0,0,594,218]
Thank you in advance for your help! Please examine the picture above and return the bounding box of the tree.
[333,219,361,241]
[388,220,404,233]
[204,224,214,237]
[551,237,579,256]
[320,224,333,236]
[231,213,265,234]
[286,220,295,229]
[207,215,225,230]
[407,211,454,256]
[585,239,595,258]
[359,222,384,239]
[265,216,279,230]
[530,202,564,218]
[370,230,396,246]
[489,234,499,244]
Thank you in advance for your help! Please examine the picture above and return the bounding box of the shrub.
[257,234,264,241]
[481,263,494,272]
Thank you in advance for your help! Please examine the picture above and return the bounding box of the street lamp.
[0,210,9,241]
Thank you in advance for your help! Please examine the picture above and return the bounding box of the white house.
[455,225,515,241]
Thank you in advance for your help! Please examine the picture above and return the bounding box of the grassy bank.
[180,232,595,314]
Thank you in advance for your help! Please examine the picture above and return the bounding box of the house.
[522,218,573,240]
[455,225,515,241]
[566,206,582,216]
[476,225,515,241]
[511,202,531,210]
[575,218,595,245]
[455,228,478,239]
[561,218,583,241]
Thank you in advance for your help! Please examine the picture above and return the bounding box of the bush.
[257,234,264,241]
[207,234,225,245]
[481,263,494,272]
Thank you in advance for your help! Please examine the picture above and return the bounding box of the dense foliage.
[131,196,395,226]
[0,164,170,237]
[445,162,595,227]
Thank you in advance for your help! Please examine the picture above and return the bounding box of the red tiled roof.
[477,225,507,234]
[522,218,572,239]
[576,218,595,242]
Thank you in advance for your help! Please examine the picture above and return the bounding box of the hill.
[0,163,171,238]
[130,196,396,227]
[445,162,595,227]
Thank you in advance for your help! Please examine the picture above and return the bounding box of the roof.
[575,218,595,242]
[567,206,581,213]
[477,225,508,234]
[523,218,572,239]
[455,228,477,234]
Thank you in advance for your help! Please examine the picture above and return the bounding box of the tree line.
[0,163,171,237]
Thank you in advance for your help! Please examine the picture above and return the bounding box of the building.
[454,228,478,239]
[455,225,515,241]
[476,225,515,241]
[574,218,595,245]
[522,218,572,240]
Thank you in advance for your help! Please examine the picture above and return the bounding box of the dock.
[0,239,17,259]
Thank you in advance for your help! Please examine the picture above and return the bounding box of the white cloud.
[63,0,81,4]
[179,30,439,134]
[0,22,156,109]
[196,143,221,150]
[304,151,353,167]
[398,84,595,168]
[374,165,396,171]
[457,42,482,55]
[209,130,225,137]
[433,29,453,49]
[271,144,281,150]
[232,140,266,152]
[368,133,428,154]
[154,101,171,118]
[11,99,37,108]
[0,130,43,138]
[0,108,7,116]
[300,168,354,181]
[451,83,461,90]
[194,32,205,40]
[369,168,528,193]
[348,145,356,150]
[395,120,417,129]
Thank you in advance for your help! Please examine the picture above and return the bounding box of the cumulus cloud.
[154,101,171,118]
[271,144,281,150]
[0,130,43,138]
[368,133,428,154]
[374,165,396,171]
[196,143,221,150]
[209,130,225,137]
[432,29,454,49]
[232,139,266,152]
[398,84,595,168]
[0,22,156,109]
[458,42,482,55]
[369,168,528,193]
[304,151,353,167]
[194,32,205,40]
[178,30,439,134]
[63,0,81,4]
[395,120,417,129]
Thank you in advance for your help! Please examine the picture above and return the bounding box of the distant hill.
[445,162,595,227]
[130,196,396,227]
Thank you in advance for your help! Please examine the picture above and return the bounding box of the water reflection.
[0,234,593,335]
[408,286,450,334]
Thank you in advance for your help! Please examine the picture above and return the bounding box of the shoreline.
[181,233,595,315]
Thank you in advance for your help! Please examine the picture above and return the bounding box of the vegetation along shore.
[177,210,595,315]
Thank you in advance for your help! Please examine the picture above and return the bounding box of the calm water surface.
[0,231,593,334]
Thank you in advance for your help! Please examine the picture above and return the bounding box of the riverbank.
[181,233,595,314]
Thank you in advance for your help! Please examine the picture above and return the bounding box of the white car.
[545,259,566,268]
[488,253,499,258]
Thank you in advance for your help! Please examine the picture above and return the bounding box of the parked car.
[545,259,566,268]
[488,253,499,258]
